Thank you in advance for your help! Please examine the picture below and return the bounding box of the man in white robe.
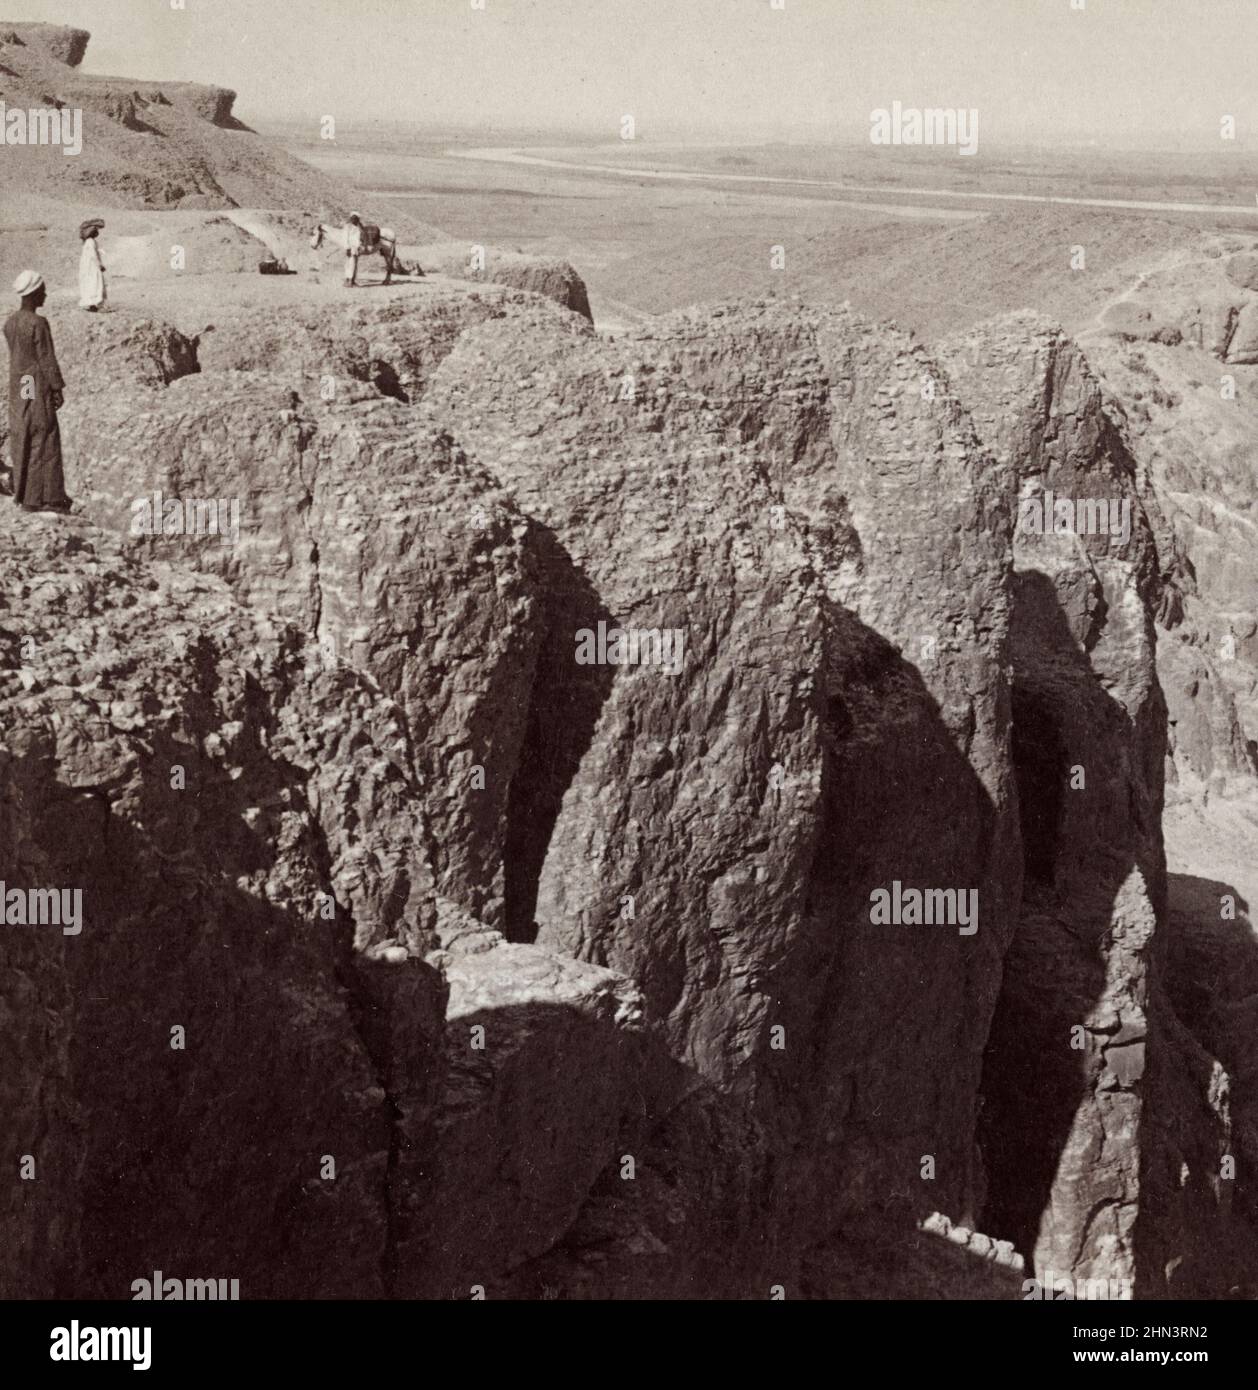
[78,222,106,311]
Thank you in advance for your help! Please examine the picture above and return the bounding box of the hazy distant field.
[269,123,1258,336]
[485,138,1258,205]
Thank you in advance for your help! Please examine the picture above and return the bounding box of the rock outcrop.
[0,313,200,482]
[419,246,594,324]
[5,278,1240,1297]
[157,80,240,128]
[0,508,446,1299]
[1083,281,1258,797]
[1074,249,1258,1299]
[1,21,87,67]
[941,317,1242,1296]
[0,23,346,209]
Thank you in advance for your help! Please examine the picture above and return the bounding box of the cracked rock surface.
[3,275,1256,1297]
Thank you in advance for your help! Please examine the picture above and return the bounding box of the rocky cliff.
[1078,242,1258,1292]
[1084,246,1258,801]
[0,23,344,210]
[941,319,1240,1296]
[0,507,446,1298]
[0,272,1250,1296]
[1,21,87,68]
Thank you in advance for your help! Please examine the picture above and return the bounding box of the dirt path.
[1078,246,1205,343]
[589,294,655,337]
[105,234,154,280]
[222,209,306,262]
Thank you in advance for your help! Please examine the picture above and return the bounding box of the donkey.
[311,217,400,286]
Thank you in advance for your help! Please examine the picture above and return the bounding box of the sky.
[6,0,1258,147]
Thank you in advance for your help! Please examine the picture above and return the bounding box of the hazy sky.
[8,0,1258,146]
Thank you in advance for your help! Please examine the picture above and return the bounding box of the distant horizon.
[260,116,1256,160]
[5,0,1258,154]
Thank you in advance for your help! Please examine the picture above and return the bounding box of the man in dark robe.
[4,270,71,513]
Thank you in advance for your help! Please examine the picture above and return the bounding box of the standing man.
[78,218,107,312]
[343,211,364,288]
[5,271,71,514]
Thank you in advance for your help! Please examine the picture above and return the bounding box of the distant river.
[446,147,1258,218]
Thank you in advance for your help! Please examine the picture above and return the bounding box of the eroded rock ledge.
[2,288,1254,1298]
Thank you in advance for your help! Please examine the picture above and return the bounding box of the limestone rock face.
[194,292,591,392]
[0,314,200,509]
[418,932,647,1296]
[418,246,595,323]
[9,281,1257,1298]
[1076,247,1258,1294]
[1083,333,1258,794]
[62,291,1023,1290]
[57,314,200,389]
[1158,635,1256,794]
[60,322,565,933]
[1162,811,1258,1290]
[938,317,1236,1296]
[30,302,592,1141]
[0,22,348,209]
[0,21,87,66]
[422,302,1022,1245]
[159,81,240,127]
[0,508,445,1299]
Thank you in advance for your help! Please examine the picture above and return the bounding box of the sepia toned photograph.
[1,0,1255,1359]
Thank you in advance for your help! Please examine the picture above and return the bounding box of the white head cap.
[13,270,44,297]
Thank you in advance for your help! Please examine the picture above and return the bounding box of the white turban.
[13,270,44,297]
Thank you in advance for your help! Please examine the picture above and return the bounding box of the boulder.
[1225,301,1258,364]
[0,21,88,66]
[1224,254,1258,293]
[420,243,594,322]
[1102,299,1181,345]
